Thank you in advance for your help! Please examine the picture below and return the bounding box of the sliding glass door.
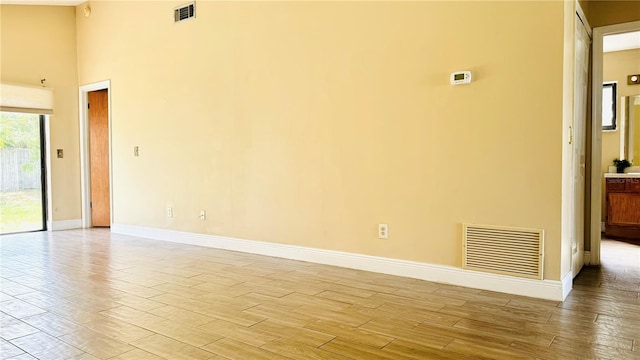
[0,112,47,234]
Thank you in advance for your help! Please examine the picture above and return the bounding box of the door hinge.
[88,103,90,109]
[90,201,93,209]
[568,125,573,144]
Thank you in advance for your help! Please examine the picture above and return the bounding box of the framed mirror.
[621,94,640,164]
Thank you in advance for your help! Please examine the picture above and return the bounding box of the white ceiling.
[0,0,84,5]
[603,31,640,52]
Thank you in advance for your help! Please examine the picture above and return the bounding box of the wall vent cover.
[463,224,544,280]
[175,2,195,23]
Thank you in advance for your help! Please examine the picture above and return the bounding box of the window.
[602,82,617,131]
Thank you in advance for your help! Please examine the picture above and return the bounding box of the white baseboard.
[561,270,573,301]
[112,224,567,301]
[51,219,82,231]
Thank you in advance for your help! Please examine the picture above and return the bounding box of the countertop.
[604,173,640,178]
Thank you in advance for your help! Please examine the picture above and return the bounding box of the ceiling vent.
[174,2,195,23]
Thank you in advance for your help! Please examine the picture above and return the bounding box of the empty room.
[1,0,639,359]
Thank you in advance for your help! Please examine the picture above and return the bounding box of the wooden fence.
[0,148,41,192]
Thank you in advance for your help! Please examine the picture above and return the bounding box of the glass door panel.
[0,112,46,234]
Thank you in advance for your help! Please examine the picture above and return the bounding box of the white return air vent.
[175,2,195,23]
[463,224,544,280]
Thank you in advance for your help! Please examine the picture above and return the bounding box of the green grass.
[0,189,44,234]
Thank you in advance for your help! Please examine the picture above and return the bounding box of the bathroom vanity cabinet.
[605,174,640,240]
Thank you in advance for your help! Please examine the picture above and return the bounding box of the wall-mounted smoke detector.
[174,2,195,23]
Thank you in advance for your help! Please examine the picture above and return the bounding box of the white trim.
[584,251,591,264]
[78,80,113,229]
[561,271,573,301]
[575,1,591,38]
[0,1,84,5]
[590,21,640,266]
[44,115,53,232]
[51,219,82,231]
[112,224,567,301]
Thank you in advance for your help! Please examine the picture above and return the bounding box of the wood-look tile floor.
[1,230,639,359]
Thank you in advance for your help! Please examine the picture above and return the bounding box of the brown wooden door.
[88,89,110,227]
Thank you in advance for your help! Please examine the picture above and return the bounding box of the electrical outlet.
[167,207,173,218]
[199,210,206,220]
[378,224,389,239]
[134,146,140,157]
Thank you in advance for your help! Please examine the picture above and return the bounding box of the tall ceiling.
[0,0,84,5]
[1,1,638,52]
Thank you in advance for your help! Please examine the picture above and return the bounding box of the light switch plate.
[57,149,63,158]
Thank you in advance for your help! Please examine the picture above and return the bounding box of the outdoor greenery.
[1,112,44,233]
[0,190,43,234]
[0,112,41,172]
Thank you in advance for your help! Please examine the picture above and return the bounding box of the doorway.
[0,112,47,234]
[590,21,640,265]
[88,90,110,227]
[79,81,112,228]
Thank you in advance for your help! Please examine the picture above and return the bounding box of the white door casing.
[572,12,590,277]
[78,80,113,228]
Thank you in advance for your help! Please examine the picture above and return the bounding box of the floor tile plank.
[9,332,85,360]
[0,313,40,340]
[305,319,395,348]
[320,337,411,360]
[250,318,335,347]
[130,334,218,359]
[1,338,26,358]
[0,230,638,359]
[203,337,291,360]
[261,338,352,360]
[58,328,135,359]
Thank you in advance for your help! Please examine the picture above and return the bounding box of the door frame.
[38,115,49,232]
[44,115,53,231]
[572,7,591,277]
[78,80,112,228]
[590,20,640,265]
[0,113,50,234]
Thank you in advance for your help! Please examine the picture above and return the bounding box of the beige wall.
[0,5,80,223]
[587,1,640,28]
[76,1,565,280]
[578,0,590,22]
[601,49,640,220]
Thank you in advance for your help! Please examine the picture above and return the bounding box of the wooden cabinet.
[605,177,640,239]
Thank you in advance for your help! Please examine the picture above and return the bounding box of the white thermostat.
[450,71,472,85]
